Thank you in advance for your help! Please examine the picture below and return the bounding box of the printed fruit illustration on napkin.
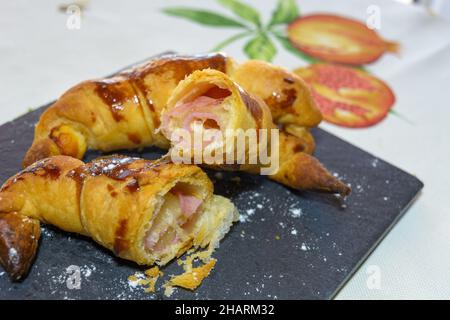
[295,63,395,128]
[287,14,399,66]
[163,0,400,128]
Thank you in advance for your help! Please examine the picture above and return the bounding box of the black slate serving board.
[0,58,423,300]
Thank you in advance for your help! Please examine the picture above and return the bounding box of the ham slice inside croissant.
[144,183,204,255]
[173,189,202,218]
[161,86,232,146]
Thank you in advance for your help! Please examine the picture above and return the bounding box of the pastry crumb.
[145,266,162,278]
[167,259,217,291]
[163,284,176,297]
[128,266,162,293]
[127,239,219,296]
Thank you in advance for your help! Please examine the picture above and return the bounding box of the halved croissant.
[0,155,238,280]
[23,53,350,195]
[160,69,350,195]
[160,68,274,173]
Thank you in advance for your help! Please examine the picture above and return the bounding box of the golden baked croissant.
[23,53,350,195]
[0,155,238,280]
[160,69,350,195]
[23,54,232,167]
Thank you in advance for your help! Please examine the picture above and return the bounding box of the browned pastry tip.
[271,134,351,196]
[271,152,351,196]
[0,212,40,280]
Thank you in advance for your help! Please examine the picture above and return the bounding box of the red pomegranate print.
[295,63,395,128]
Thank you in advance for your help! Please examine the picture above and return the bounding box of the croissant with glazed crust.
[23,53,350,195]
[0,155,238,280]
[23,54,232,167]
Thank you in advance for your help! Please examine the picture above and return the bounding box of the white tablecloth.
[1,0,449,299]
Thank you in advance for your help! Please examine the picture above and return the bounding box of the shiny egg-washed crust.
[0,213,40,280]
[23,53,349,195]
[0,155,237,280]
[231,59,322,129]
[23,53,232,167]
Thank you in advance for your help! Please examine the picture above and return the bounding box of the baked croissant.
[160,69,350,195]
[23,53,350,195]
[0,155,238,280]
[22,54,232,167]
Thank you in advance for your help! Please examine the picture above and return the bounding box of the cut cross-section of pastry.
[160,69,274,172]
[0,155,238,280]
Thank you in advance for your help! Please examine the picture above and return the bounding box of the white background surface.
[1,0,449,299]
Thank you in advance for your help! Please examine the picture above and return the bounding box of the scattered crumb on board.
[165,259,216,292]
[128,266,162,293]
